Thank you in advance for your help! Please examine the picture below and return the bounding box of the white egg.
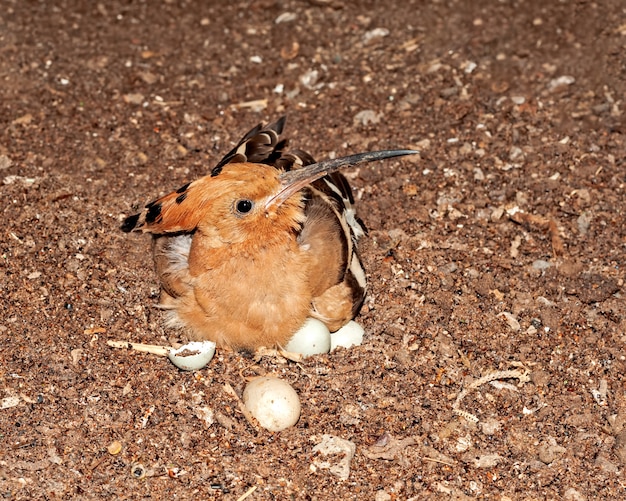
[284,317,331,356]
[243,376,301,432]
[330,321,365,351]
[167,341,216,371]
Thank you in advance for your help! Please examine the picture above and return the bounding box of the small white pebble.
[362,27,389,44]
[275,12,297,24]
[547,75,575,90]
[474,454,503,468]
[300,69,319,89]
[532,260,552,271]
[353,109,382,126]
[498,312,520,332]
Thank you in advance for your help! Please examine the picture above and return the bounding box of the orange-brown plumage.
[122,118,415,351]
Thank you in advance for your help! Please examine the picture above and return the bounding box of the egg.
[330,320,365,351]
[243,376,301,432]
[284,317,331,356]
[167,341,216,371]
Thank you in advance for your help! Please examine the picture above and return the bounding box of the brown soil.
[1,1,625,499]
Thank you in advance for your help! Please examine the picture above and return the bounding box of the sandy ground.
[1,0,625,499]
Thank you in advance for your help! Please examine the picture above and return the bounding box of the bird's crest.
[210,116,315,176]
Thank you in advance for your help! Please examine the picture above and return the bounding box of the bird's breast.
[185,237,314,348]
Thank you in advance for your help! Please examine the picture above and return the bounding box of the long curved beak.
[265,149,418,208]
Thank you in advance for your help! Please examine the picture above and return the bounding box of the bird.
[121,117,416,351]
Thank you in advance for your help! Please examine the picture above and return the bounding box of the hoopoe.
[122,117,415,351]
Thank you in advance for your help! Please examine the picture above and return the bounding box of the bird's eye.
[235,199,254,215]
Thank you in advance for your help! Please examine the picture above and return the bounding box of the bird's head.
[121,150,417,247]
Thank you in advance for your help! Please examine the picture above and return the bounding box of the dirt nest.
[1,1,625,499]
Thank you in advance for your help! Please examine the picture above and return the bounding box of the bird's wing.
[300,182,367,328]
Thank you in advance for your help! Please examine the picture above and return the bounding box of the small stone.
[123,93,144,105]
[564,488,586,501]
[12,113,33,126]
[275,12,297,24]
[459,142,473,156]
[138,71,158,85]
[311,435,356,480]
[491,206,505,221]
[70,348,83,366]
[375,491,391,501]
[47,447,62,465]
[473,453,503,468]
[1,396,20,409]
[461,60,477,74]
[353,109,383,126]
[3,175,37,187]
[538,441,566,464]
[591,379,608,406]
[547,75,575,91]
[107,440,123,455]
[194,406,215,428]
[480,418,502,436]
[614,430,626,465]
[498,312,521,332]
[532,260,552,271]
[362,27,389,44]
[594,454,618,473]
[300,69,320,89]
[455,434,472,453]
[530,369,551,387]
[339,404,362,426]
[577,211,592,236]
[0,154,12,170]
[509,146,524,162]
[440,87,458,98]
